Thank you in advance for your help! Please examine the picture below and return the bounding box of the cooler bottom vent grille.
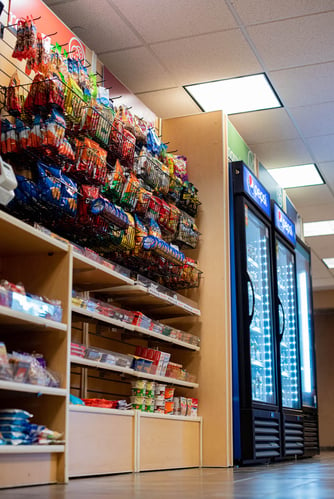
[304,414,319,452]
[254,417,280,458]
[284,420,303,456]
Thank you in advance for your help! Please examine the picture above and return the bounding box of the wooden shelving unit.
[0,110,235,487]
[0,211,71,489]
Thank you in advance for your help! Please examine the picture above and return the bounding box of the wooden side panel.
[139,417,201,471]
[0,454,59,488]
[68,410,134,476]
[162,112,233,467]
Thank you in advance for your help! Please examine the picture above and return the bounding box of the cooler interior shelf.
[0,305,67,333]
[70,355,199,388]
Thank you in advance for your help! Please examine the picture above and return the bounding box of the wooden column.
[162,111,233,467]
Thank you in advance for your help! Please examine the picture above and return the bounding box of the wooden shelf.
[0,211,68,256]
[72,305,135,332]
[101,284,200,318]
[70,405,134,416]
[0,380,67,397]
[135,325,200,351]
[0,445,65,454]
[70,355,199,388]
[0,305,67,333]
[72,252,134,290]
[72,305,199,350]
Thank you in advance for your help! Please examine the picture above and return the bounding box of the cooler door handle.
[247,272,255,326]
[278,297,285,342]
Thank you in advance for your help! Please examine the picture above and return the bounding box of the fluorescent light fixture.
[269,164,324,189]
[184,73,282,114]
[304,220,334,237]
[323,258,334,269]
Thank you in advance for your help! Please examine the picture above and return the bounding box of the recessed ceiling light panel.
[269,164,324,189]
[304,220,334,237]
[323,258,334,269]
[184,73,282,114]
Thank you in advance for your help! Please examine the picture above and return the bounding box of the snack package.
[180,396,187,416]
[190,398,198,417]
[146,195,161,221]
[37,162,62,207]
[134,215,148,248]
[0,343,13,381]
[173,155,188,182]
[120,173,140,210]
[102,160,126,203]
[135,187,152,215]
[186,398,193,417]
[148,217,161,238]
[122,129,136,168]
[12,18,37,61]
[6,72,21,116]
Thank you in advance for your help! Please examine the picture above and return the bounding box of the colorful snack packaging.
[135,187,152,215]
[180,397,187,416]
[122,129,136,168]
[186,398,193,417]
[134,215,148,248]
[146,195,161,221]
[6,72,21,116]
[148,217,161,238]
[174,155,188,182]
[102,160,126,202]
[120,173,139,210]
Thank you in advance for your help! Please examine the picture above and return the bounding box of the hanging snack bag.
[134,215,148,249]
[122,129,136,169]
[135,187,152,215]
[146,195,161,221]
[120,212,135,250]
[6,72,21,116]
[102,160,126,203]
[37,162,62,207]
[120,172,140,210]
[158,199,171,230]
[148,217,161,239]
[60,173,77,217]
[109,118,124,157]
[174,155,188,182]
[15,118,29,150]
[27,115,43,149]
[146,128,160,156]
[42,109,66,149]
[166,204,180,235]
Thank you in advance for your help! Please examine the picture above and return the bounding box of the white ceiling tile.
[229,108,299,145]
[318,162,334,189]
[136,88,201,119]
[308,135,334,163]
[306,235,334,259]
[50,0,141,53]
[231,0,334,25]
[100,47,176,93]
[283,185,334,218]
[111,0,238,43]
[269,62,334,108]
[247,12,334,70]
[249,138,313,168]
[150,29,262,86]
[290,102,334,138]
[292,201,334,223]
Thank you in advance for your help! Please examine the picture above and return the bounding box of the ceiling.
[45,0,334,290]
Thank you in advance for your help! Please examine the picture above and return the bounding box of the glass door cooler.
[231,162,280,464]
[272,203,303,458]
[295,239,319,456]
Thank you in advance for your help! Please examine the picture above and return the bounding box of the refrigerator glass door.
[245,204,276,405]
[296,244,317,408]
[276,240,301,409]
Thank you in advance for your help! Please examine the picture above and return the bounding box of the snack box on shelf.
[131,356,153,373]
[70,343,86,358]
[11,291,63,322]
[82,398,118,409]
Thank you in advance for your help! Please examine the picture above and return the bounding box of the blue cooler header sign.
[274,203,296,246]
[242,164,271,217]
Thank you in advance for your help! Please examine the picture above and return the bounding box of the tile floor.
[1,452,333,498]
